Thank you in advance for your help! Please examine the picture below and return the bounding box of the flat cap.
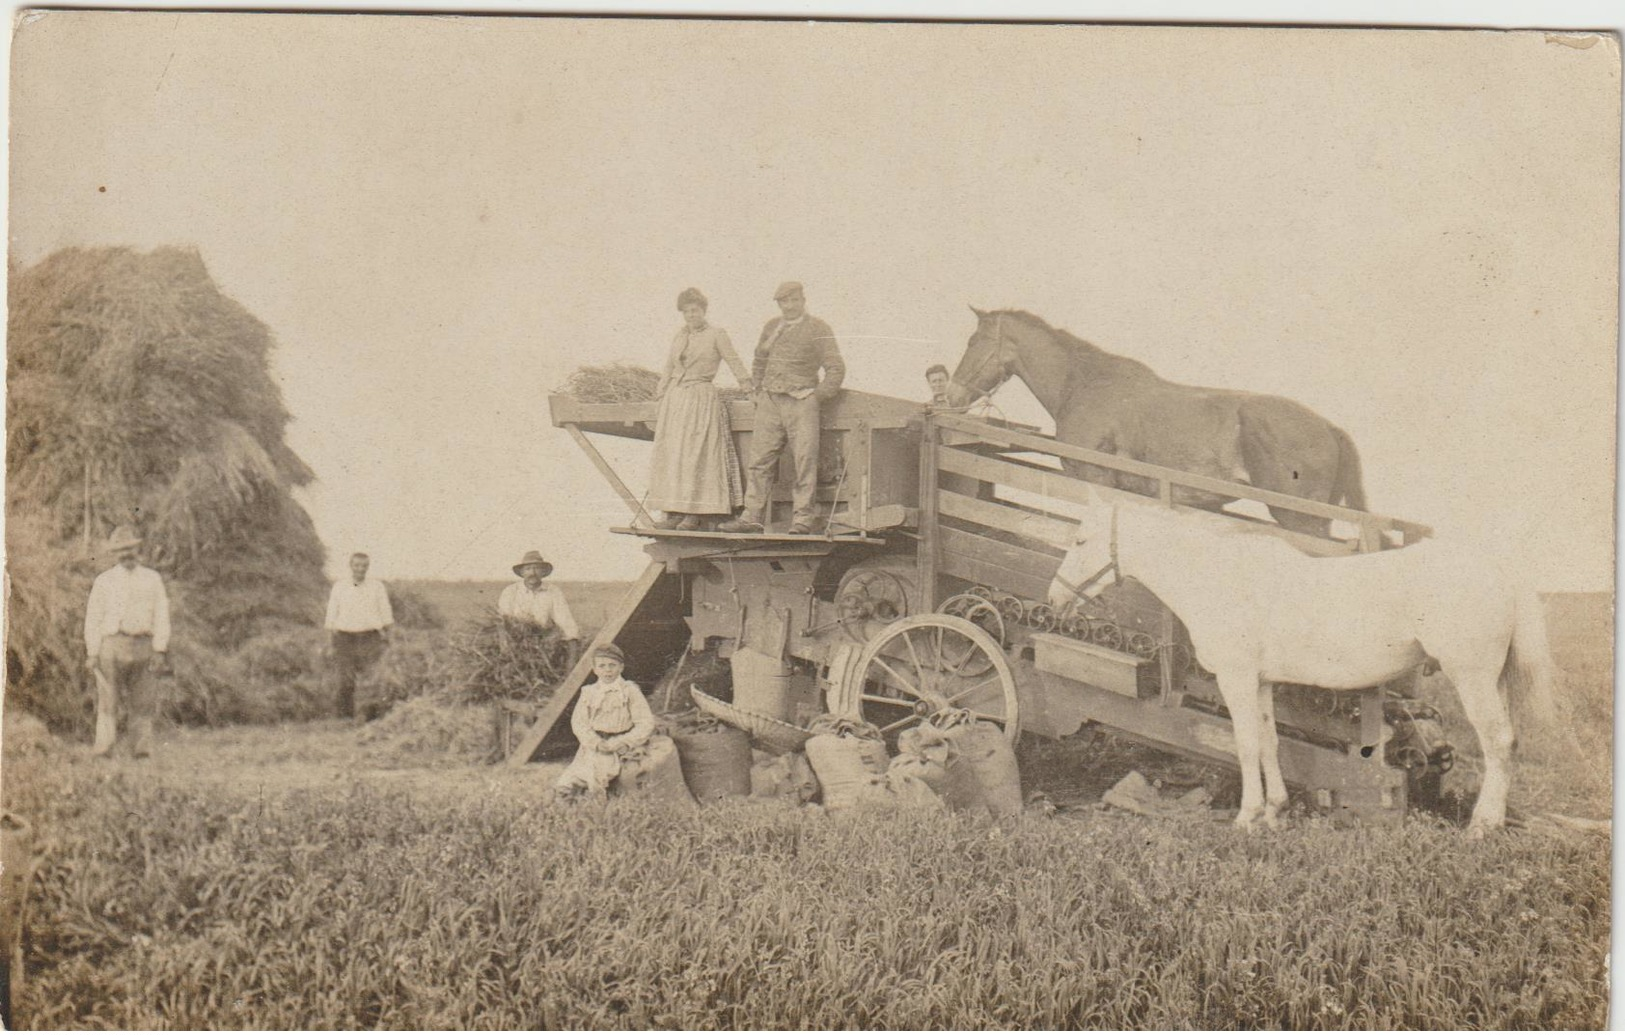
[773,281,804,300]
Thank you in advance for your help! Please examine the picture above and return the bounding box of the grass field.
[2,592,1610,1028]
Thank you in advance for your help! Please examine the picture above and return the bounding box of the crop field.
[1,593,1611,1029]
[392,580,631,633]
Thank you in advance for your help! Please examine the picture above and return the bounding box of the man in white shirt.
[324,552,394,718]
[498,551,581,655]
[83,525,171,757]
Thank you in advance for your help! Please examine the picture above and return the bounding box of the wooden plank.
[1031,632,1143,699]
[1026,673,1406,811]
[917,419,940,610]
[548,390,917,436]
[937,448,1362,559]
[566,424,652,524]
[936,544,1055,602]
[940,445,1121,508]
[506,561,668,766]
[937,489,1074,547]
[853,503,915,531]
[938,524,1062,572]
[934,412,1419,534]
[610,526,883,544]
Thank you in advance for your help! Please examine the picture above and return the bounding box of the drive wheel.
[849,614,1020,744]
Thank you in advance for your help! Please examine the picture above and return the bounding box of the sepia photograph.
[2,6,1618,1029]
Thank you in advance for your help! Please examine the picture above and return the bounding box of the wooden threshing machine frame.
[511,390,1446,822]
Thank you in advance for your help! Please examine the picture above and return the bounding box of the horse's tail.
[1502,587,1559,743]
[1329,425,1367,512]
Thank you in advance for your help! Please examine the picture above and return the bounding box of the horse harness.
[951,313,1019,400]
[1050,505,1120,603]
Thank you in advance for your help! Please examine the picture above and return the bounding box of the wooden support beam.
[506,560,667,766]
[916,418,940,610]
[565,424,651,525]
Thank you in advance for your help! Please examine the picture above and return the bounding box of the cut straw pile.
[558,363,750,404]
[446,609,575,705]
[356,696,504,769]
[558,363,662,403]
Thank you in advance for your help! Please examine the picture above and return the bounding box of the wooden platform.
[610,526,886,545]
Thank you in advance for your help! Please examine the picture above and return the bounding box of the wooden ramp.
[504,560,667,766]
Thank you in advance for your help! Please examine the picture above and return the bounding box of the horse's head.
[1048,489,1118,609]
[946,307,1017,407]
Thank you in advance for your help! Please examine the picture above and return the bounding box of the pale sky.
[9,13,1619,590]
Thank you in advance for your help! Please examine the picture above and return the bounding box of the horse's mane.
[994,308,1160,380]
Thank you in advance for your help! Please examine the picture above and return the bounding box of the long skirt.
[648,380,743,515]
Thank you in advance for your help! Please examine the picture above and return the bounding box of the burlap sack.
[921,712,1022,821]
[804,734,891,810]
[671,725,753,802]
[615,735,694,805]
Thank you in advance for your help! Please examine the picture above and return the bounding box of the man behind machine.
[719,281,845,535]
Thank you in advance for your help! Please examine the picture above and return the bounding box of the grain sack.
[884,761,946,811]
[615,735,694,805]
[671,722,753,802]
[751,751,819,803]
[804,714,890,810]
[931,711,1023,821]
[894,726,953,796]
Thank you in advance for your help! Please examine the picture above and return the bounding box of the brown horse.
[946,308,1367,536]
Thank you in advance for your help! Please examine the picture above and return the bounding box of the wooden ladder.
[504,560,668,766]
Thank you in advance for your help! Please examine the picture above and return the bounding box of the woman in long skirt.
[649,288,752,530]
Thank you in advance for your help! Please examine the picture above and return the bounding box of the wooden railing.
[930,412,1430,551]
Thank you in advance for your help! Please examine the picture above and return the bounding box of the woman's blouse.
[657,325,751,392]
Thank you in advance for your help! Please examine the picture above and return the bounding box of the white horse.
[1047,487,1557,835]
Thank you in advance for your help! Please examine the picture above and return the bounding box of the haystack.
[6,246,328,730]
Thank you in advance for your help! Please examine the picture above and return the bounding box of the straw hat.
[106,525,143,551]
[511,550,554,578]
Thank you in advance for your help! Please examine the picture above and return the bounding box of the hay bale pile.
[6,246,329,731]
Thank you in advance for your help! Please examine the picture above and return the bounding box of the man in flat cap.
[83,525,171,757]
[720,281,845,535]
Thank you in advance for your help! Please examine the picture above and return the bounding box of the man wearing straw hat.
[324,551,394,719]
[499,551,581,646]
[719,281,845,536]
[83,525,171,757]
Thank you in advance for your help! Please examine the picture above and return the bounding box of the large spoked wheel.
[851,614,1020,744]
